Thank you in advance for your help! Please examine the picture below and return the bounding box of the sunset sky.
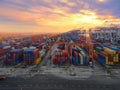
[0,0,120,33]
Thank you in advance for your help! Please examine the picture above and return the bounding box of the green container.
[96,47,102,51]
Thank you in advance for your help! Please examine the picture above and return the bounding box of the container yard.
[0,29,120,80]
[0,30,120,90]
[1,0,120,89]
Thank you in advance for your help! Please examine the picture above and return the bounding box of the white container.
[79,53,83,65]
[77,47,82,51]
[3,46,11,49]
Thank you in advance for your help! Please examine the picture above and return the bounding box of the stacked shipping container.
[72,47,88,65]
[23,48,40,65]
[4,49,23,65]
[94,44,120,65]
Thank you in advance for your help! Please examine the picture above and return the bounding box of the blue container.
[75,56,79,65]
[109,46,120,51]
[83,56,88,65]
[24,48,36,54]
[4,61,11,65]
[102,43,110,47]
[72,56,79,65]
[66,37,71,42]
[98,54,106,65]
[118,40,120,44]
[8,49,23,65]
[32,43,38,47]
[24,48,39,64]
[10,49,23,54]
[60,57,63,65]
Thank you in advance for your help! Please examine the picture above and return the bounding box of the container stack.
[72,46,88,65]
[105,46,120,64]
[94,45,120,65]
[72,50,79,65]
[23,48,40,65]
[0,49,6,60]
[0,45,11,60]
[52,50,68,65]
[52,44,68,65]
[3,45,11,53]
[90,28,120,44]
[4,49,23,65]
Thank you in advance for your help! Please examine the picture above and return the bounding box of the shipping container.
[23,48,39,65]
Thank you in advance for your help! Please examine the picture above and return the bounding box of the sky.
[0,0,120,33]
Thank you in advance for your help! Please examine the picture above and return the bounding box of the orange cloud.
[0,5,109,32]
[0,0,120,33]
[34,9,104,31]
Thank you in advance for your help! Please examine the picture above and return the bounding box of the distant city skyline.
[0,0,120,33]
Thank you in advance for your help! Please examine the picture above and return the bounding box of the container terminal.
[0,28,120,90]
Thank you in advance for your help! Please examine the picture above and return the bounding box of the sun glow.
[98,0,106,2]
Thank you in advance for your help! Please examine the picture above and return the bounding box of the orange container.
[34,49,39,55]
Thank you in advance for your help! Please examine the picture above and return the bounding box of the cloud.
[80,10,96,15]
[60,0,76,6]
[0,0,120,33]
[97,0,108,2]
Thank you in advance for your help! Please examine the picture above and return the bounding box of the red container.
[34,49,39,55]
[101,51,108,56]
[93,52,98,60]
[57,56,60,63]
[53,56,60,64]
[0,49,6,54]
[62,50,68,57]
[62,57,65,62]
[73,51,78,56]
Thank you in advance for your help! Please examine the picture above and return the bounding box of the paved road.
[0,74,120,90]
[30,51,50,72]
[39,51,50,66]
